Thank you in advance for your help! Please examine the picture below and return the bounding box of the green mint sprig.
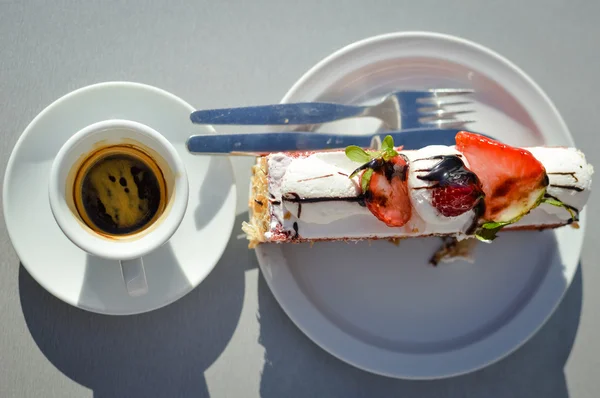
[345,135,399,191]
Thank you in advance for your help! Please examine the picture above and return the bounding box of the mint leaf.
[480,221,511,230]
[382,135,394,151]
[475,228,499,242]
[542,197,562,207]
[382,148,397,161]
[345,146,373,164]
[475,221,511,242]
[381,135,398,161]
[361,168,374,193]
[541,196,576,219]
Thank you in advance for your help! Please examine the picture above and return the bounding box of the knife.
[190,102,366,125]
[186,128,491,156]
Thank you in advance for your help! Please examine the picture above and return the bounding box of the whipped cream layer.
[264,146,593,241]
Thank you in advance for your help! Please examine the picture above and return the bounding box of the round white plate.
[3,82,237,315]
[256,32,585,379]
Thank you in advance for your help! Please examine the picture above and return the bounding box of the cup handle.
[120,258,148,297]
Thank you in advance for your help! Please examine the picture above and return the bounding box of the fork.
[189,88,475,130]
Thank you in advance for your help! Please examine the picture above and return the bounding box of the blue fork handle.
[190,102,368,125]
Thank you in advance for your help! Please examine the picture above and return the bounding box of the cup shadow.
[76,242,193,313]
[257,238,582,398]
[18,212,250,398]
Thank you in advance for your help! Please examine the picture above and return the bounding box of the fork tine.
[422,119,476,129]
[418,101,472,111]
[419,110,475,120]
[417,96,474,104]
[427,88,475,96]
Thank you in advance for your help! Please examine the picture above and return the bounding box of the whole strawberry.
[430,175,484,217]
[363,155,411,227]
[346,136,412,227]
[418,155,484,218]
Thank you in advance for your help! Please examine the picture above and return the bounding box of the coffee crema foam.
[73,145,167,237]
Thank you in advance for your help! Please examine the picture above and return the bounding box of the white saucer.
[3,82,237,315]
[256,32,585,379]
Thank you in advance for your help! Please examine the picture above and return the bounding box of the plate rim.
[257,31,584,379]
[3,81,237,316]
[283,31,573,147]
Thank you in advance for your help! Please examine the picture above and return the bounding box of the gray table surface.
[1,1,599,397]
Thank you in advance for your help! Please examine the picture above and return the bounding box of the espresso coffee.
[73,145,167,236]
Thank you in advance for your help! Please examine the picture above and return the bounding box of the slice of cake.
[243,131,593,262]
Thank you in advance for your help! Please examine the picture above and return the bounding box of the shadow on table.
[19,213,253,398]
[257,255,582,398]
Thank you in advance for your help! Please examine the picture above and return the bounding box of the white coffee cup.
[48,119,189,297]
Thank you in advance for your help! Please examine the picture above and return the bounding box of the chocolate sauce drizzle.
[280,189,368,238]
[297,174,334,183]
[547,171,582,191]
[350,154,409,183]
[550,184,583,192]
[286,193,302,218]
[282,192,366,218]
[548,171,579,182]
[417,155,480,187]
[413,154,463,163]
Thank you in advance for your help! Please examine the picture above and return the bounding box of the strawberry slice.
[363,155,412,227]
[455,131,548,224]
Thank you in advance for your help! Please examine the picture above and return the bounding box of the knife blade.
[186,128,492,156]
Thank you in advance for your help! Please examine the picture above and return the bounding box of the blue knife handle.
[190,102,367,125]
